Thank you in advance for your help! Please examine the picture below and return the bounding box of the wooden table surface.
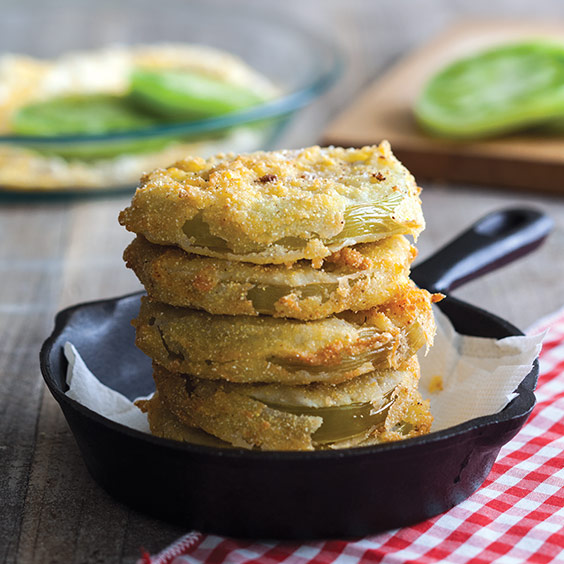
[2,1,564,562]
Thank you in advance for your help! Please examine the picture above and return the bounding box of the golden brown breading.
[132,282,436,385]
[153,365,322,450]
[123,235,416,319]
[136,391,229,447]
[118,142,424,265]
[140,357,431,451]
[245,357,412,407]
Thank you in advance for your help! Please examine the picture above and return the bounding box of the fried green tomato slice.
[123,235,416,320]
[136,391,230,447]
[118,142,424,265]
[137,357,432,451]
[132,283,437,385]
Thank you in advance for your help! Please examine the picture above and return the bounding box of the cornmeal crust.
[139,391,229,447]
[118,142,424,264]
[124,235,416,319]
[133,283,436,385]
[137,357,432,451]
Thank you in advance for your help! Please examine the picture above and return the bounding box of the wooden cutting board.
[323,21,564,193]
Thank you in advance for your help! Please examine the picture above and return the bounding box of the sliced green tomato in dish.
[9,67,266,159]
[130,68,265,119]
[10,93,174,159]
[11,94,159,136]
[415,41,564,139]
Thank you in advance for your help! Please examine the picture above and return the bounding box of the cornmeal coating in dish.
[124,235,416,319]
[137,357,432,451]
[133,283,436,385]
[0,44,277,190]
[118,142,424,265]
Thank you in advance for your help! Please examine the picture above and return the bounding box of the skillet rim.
[39,290,538,461]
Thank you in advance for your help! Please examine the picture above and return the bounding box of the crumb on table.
[428,374,444,393]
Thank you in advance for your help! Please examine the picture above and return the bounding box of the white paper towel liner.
[64,306,544,434]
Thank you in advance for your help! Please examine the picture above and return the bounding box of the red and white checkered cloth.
[141,307,564,564]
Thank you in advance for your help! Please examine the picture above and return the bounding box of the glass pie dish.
[0,0,342,196]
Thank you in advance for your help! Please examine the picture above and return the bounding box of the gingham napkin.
[140,307,564,564]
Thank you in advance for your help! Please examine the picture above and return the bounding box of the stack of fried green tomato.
[119,141,438,451]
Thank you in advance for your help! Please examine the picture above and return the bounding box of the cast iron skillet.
[40,208,551,539]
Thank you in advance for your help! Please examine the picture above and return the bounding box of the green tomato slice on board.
[415,41,564,139]
[130,68,265,119]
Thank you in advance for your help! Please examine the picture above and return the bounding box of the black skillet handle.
[411,208,553,294]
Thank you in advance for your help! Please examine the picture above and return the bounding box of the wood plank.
[0,205,69,564]
[323,21,564,193]
[13,198,183,564]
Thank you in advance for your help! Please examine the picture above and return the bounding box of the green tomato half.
[415,41,564,139]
